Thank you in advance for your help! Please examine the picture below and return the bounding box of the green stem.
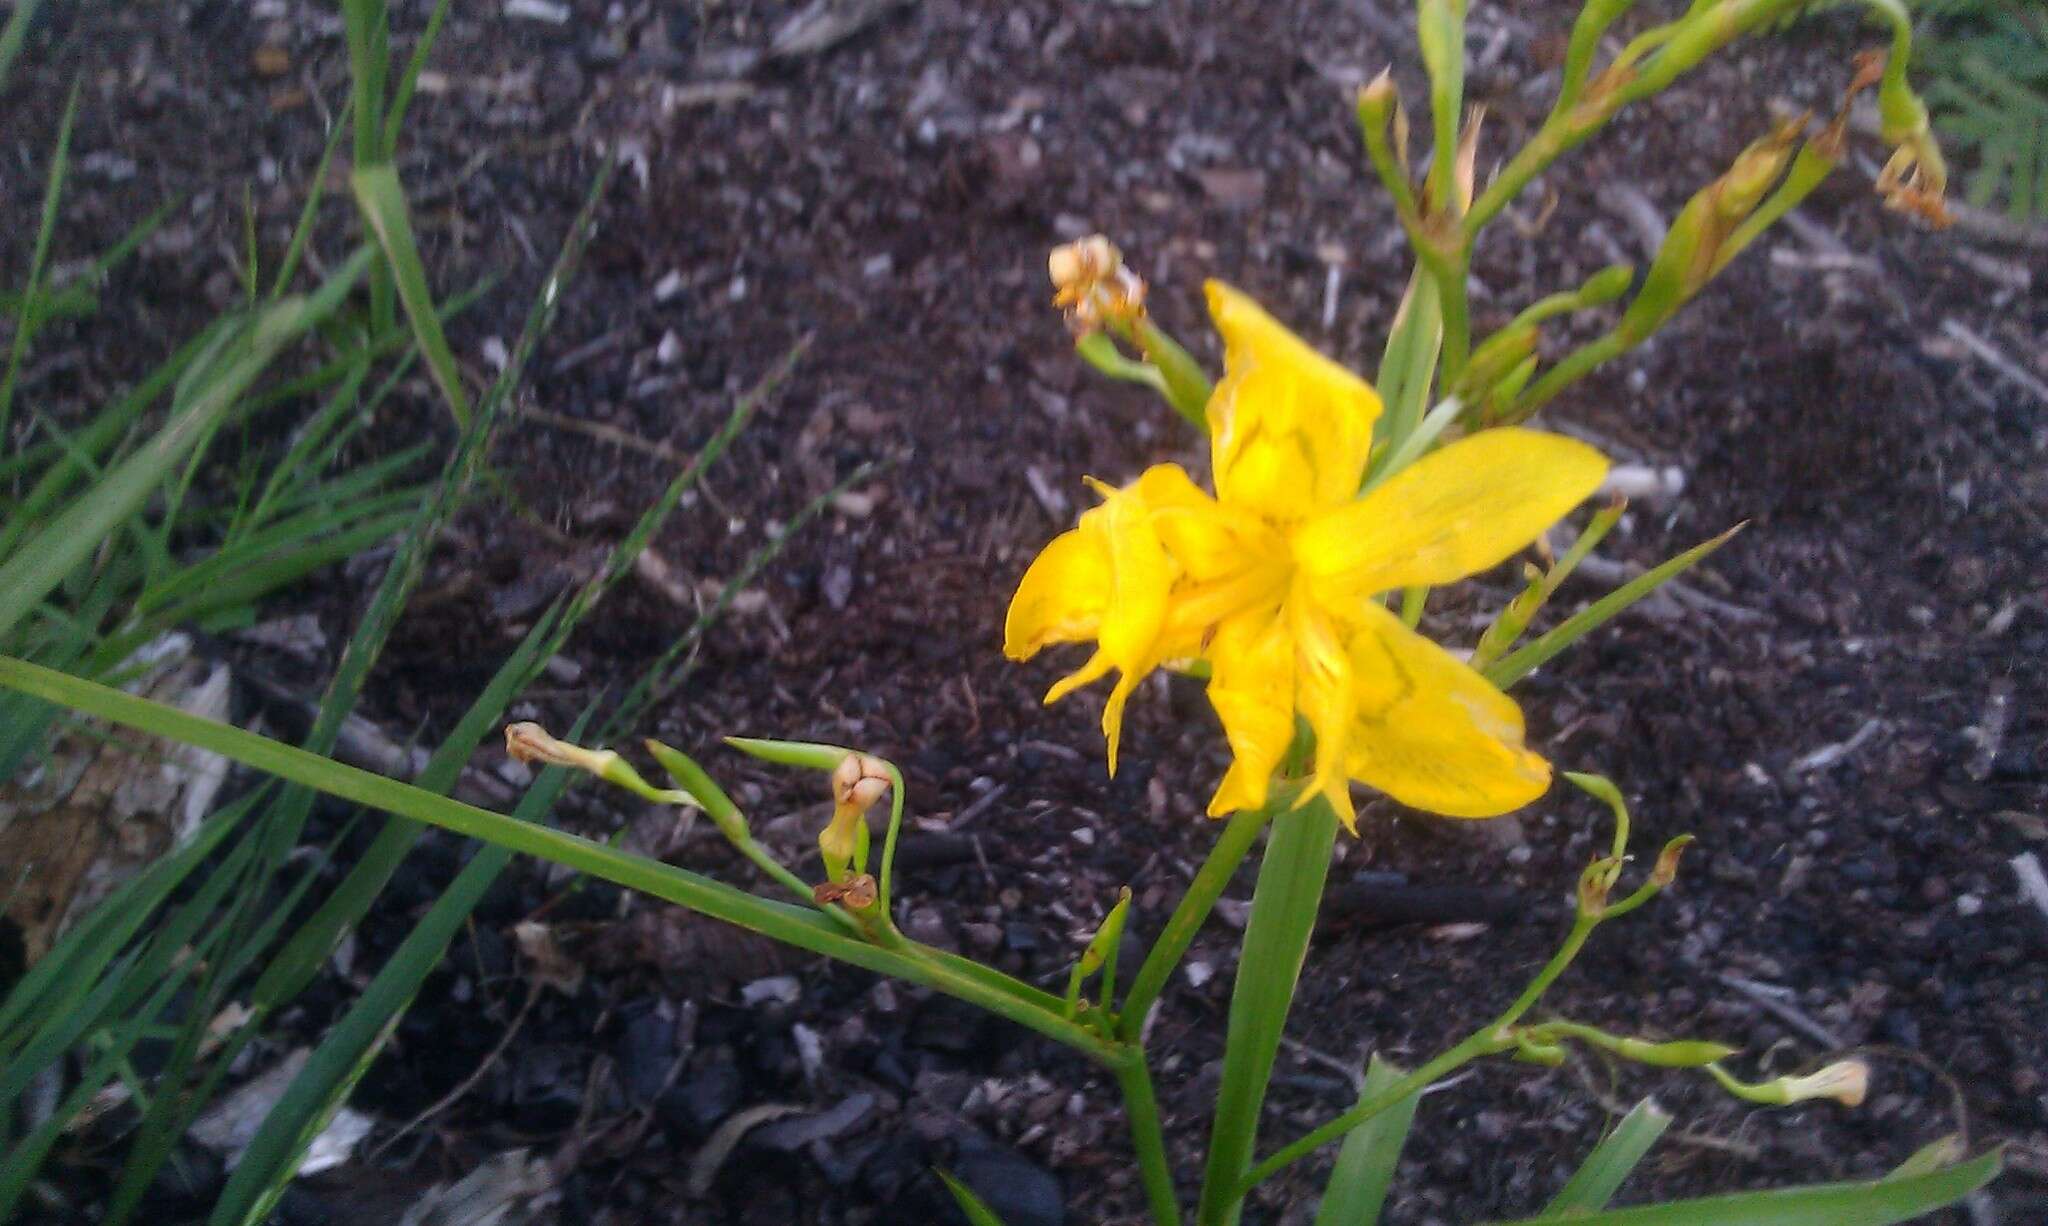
[1196,800,1340,1226]
[1115,1052,1183,1225]
[876,761,908,920]
[1118,801,1276,1042]
[1238,912,1599,1192]
[0,656,1122,1065]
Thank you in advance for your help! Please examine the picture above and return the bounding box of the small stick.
[1716,974,1845,1049]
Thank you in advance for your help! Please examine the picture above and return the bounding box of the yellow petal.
[1295,428,1608,600]
[1093,470,1178,677]
[1342,600,1550,818]
[1203,607,1296,816]
[1004,527,1111,661]
[1287,580,1358,833]
[1204,281,1383,523]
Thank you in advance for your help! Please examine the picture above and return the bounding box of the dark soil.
[6,1,2046,1223]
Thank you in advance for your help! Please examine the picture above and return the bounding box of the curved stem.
[1117,801,1275,1042]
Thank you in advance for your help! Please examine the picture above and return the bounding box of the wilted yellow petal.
[1295,428,1607,600]
[1004,527,1112,661]
[1205,281,1383,523]
[1342,601,1550,817]
[1204,608,1296,816]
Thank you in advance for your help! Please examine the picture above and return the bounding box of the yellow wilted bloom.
[1005,282,1608,831]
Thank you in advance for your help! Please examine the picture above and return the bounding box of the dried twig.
[1939,319,2048,408]
[1716,974,1846,1049]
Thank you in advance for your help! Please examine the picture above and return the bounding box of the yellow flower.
[1005,282,1608,830]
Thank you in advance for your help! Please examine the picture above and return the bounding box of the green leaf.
[0,0,42,92]
[937,1169,1012,1226]
[1485,524,1743,690]
[1314,1056,1421,1226]
[1481,1148,2000,1226]
[1197,797,1341,1226]
[1544,1098,1672,1215]
[349,164,472,426]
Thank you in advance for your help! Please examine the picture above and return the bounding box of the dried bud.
[1780,1060,1871,1107]
[1048,235,1147,333]
[506,722,616,776]
[813,873,879,911]
[821,753,893,878]
[831,752,893,817]
[1870,51,1952,228]
[1576,856,1622,916]
[1651,835,1695,888]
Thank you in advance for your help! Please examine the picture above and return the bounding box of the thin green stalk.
[1115,1052,1183,1226]
[0,79,80,442]
[1117,800,1275,1042]
[1197,799,1340,1226]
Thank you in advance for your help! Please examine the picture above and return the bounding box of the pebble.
[951,1143,1064,1226]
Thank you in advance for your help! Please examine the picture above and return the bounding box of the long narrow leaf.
[1485,524,1742,690]
[1198,797,1341,1225]
[1314,1056,1421,1226]
[1544,1098,1672,1215]
[1480,1149,1999,1225]
[350,164,472,426]
[0,655,1117,1062]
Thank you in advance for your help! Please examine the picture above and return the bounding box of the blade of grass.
[1544,1098,1672,1215]
[381,0,453,153]
[350,164,471,427]
[269,99,353,302]
[0,78,80,442]
[0,0,41,92]
[0,248,372,642]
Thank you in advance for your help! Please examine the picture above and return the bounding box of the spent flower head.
[1049,235,1148,334]
[1006,282,1608,830]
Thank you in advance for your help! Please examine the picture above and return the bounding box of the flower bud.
[821,753,893,878]
[1651,835,1694,888]
[1613,1037,1738,1068]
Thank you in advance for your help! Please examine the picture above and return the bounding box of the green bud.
[1514,1038,1567,1066]
[1575,263,1636,306]
[724,736,853,772]
[1613,1037,1739,1068]
[646,739,743,829]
